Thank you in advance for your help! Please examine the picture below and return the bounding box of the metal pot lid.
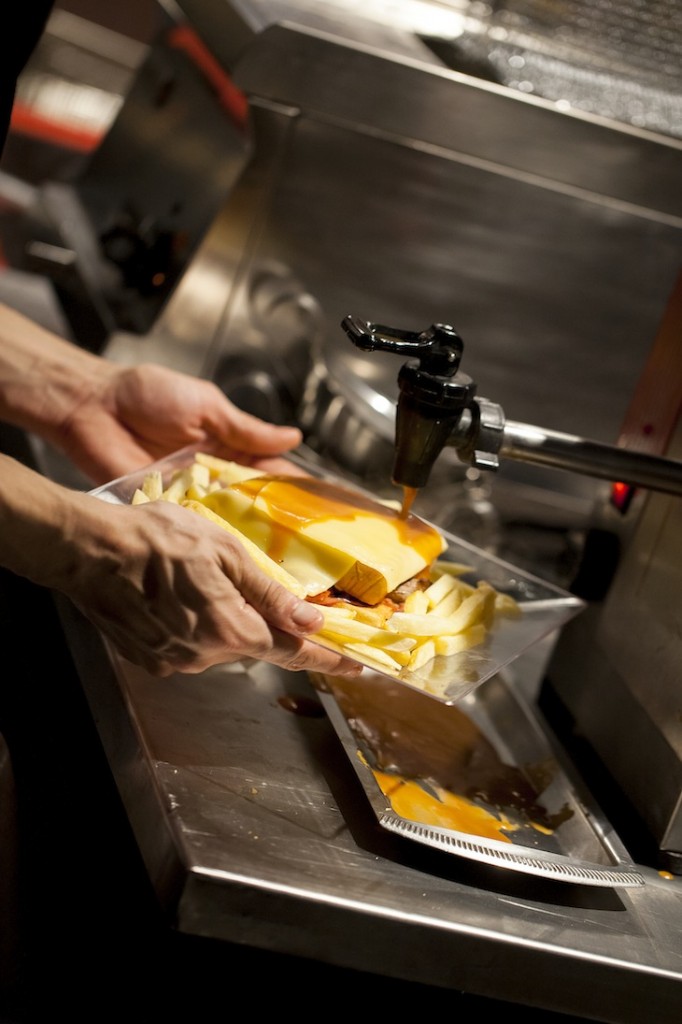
[319,337,400,443]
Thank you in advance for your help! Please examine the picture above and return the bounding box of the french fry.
[423,572,458,607]
[353,604,394,628]
[381,636,418,654]
[389,594,484,637]
[495,591,523,618]
[142,470,163,501]
[430,588,464,617]
[195,452,264,486]
[319,604,357,620]
[345,642,403,672]
[162,464,210,503]
[403,589,429,614]
[432,559,475,577]
[476,582,497,630]
[376,641,416,667]
[434,623,486,656]
[181,499,307,598]
[407,638,437,671]
[318,617,393,645]
[318,625,367,647]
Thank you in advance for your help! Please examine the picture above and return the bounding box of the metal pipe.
[501,420,682,496]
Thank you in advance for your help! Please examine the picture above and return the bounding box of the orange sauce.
[373,768,520,843]
[399,485,419,519]
[233,475,443,564]
[327,674,571,844]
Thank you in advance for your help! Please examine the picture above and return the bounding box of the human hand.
[0,303,301,484]
[59,494,362,678]
[59,362,303,485]
[0,307,356,678]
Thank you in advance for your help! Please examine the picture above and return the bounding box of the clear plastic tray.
[90,443,585,703]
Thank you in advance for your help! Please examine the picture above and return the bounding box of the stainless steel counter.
[53,590,682,1023]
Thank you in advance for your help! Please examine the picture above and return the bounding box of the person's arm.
[0,301,303,484]
[0,303,361,677]
[0,452,360,677]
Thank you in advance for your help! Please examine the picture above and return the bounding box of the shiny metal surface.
[148,26,680,509]
[169,0,444,72]
[220,102,676,505]
[317,685,644,888]
[4,17,251,347]
[547,417,682,860]
[53,589,682,1022]
[173,0,682,138]
[499,420,682,496]
[102,5,681,523]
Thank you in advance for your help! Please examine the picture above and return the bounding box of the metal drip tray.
[317,672,644,887]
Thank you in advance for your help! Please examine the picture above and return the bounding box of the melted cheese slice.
[199,474,447,603]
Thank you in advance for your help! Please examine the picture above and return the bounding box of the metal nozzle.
[392,363,477,488]
[341,314,477,488]
[341,314,682,498]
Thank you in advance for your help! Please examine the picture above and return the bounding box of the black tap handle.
[340,315,682,497]
[341,314,463,377]
[341,314,479,488]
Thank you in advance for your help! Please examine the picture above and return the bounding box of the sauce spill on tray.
[327,673,572,842]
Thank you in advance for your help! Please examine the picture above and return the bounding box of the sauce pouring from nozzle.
[399,484,419,519]
[340,313,682,499]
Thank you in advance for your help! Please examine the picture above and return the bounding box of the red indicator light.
[611,481,636,513]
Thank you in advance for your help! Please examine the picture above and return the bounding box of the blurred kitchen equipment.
[543,273,682,875]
